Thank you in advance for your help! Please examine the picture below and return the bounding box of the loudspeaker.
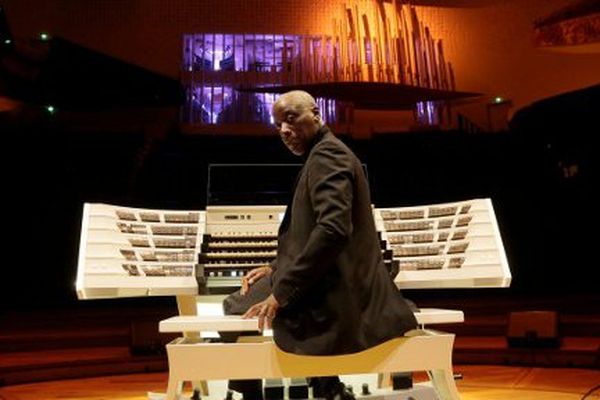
[507,311,560,348]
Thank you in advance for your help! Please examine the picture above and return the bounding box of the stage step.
[0,346,167,386]
[0,294,597,385]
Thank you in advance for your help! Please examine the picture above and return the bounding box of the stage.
[0,365,599,400]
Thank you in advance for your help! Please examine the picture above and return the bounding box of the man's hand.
[241,265,272,295]
[243,294,279,331]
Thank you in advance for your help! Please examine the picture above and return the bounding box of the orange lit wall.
[1,0,341,77]
[417,0,600,114]
[2,0,599,115]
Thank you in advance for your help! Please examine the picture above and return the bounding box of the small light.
[494,96,503,103]
[4,39,11,45]
[40,32,50,41]
[46,105,55,113]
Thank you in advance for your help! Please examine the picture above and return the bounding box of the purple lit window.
[416,101,441,126]
[182,33,337,125]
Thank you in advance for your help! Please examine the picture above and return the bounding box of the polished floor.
[0,365,599,400]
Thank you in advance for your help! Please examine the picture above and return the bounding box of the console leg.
[429,368,460,400]
[166,376,184,400]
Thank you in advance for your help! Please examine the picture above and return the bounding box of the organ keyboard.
[196,205,282,293]
[195,205,398,294]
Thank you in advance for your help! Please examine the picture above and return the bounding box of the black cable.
[581,383,600,400]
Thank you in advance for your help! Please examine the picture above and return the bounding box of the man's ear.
[312,106,321,122]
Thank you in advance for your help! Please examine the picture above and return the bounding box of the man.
[223,90,417,400]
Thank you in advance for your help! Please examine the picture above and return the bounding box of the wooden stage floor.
[0,365,598,400]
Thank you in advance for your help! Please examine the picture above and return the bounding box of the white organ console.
[76,198,511,400]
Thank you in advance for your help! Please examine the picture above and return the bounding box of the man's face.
[273,97,321,156]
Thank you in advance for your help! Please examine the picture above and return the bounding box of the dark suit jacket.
[270,126,417,355]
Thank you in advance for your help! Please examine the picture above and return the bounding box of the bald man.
[222,91,417,400]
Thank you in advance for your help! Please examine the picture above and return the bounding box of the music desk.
[159,308,464,400]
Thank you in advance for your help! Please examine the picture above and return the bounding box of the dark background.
[3,83,597,311]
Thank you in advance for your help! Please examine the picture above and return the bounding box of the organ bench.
[159,309,464,400]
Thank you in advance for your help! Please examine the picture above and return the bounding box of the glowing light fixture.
[4,39,11,45]
[46,105,55,114]
[39,32,50,41]
[494,96,504,103]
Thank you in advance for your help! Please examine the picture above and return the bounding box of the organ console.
[74,162,511,400]
[76,198,510,299]
[76,196,510,400]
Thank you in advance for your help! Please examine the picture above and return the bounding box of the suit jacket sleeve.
[272,141,354,308]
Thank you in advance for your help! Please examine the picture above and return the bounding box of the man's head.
[272,90,323,156]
